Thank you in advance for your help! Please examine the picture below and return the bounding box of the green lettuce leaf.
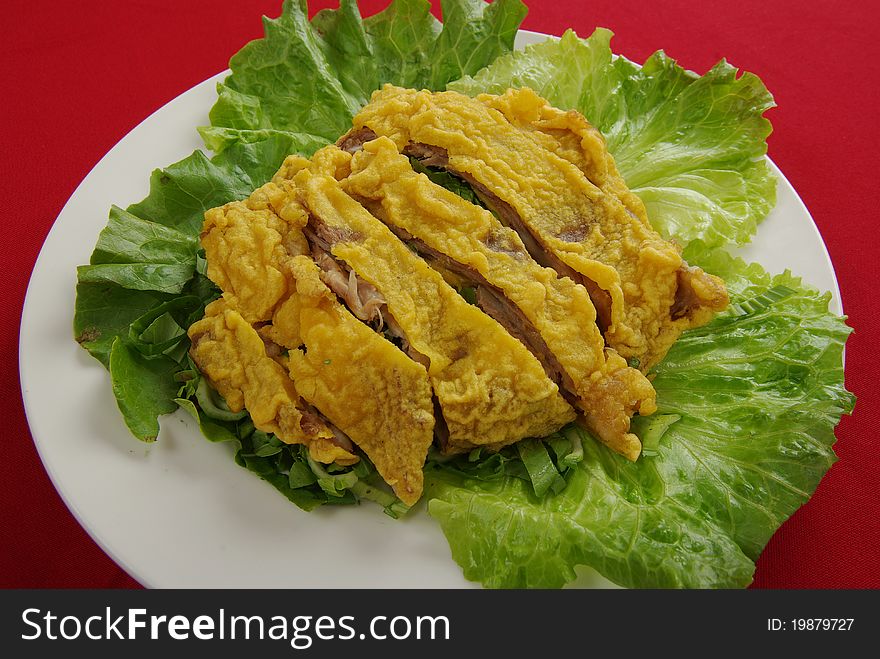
[201,0,526,153]
[127,296,204,357]
[515,439,566,497]
[428,0,527,89]
[75,137,299,367]
[426,249,853,588]
[448,29,776,249]
[199,126,328,157]
[74,283,171,368]
[175,398,242,445]
[77,206,198,294]
[127,137,303,235]
[108,339,181,442]
[362,0,442,89]
[90,206,197,267]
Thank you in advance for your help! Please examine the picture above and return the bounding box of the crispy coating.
[187,299,357,465]
[293,158,575,451]
[190,85,730,482]
[200,202,291,324]
[200,177,316,349]
[199,177,312,342]
[480,88,729,364]
[477,87,646,224]
[274,148,352,183]
[343,137,656,459]
[195,169,436,498]
[285,255,434,505]
[352,85,728,370]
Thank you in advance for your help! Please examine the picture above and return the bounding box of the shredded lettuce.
[449,29,776,250]
[515,439,567,497]
[548,425,585,470]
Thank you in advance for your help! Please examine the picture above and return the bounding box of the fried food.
[285,254,434,505]
[350,85,728,369]
[342,136,656,459]
[200,190,301,324]
[200,178,311,347]
[291,153,576,452]
[196,176,437,502]
[187,83,731,499]
[188,298,357,465]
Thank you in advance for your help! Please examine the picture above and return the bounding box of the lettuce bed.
[73,0,853,588]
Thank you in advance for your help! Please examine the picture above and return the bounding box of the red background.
[2,0,877,588]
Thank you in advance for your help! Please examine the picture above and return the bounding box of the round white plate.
[19,31,841,588]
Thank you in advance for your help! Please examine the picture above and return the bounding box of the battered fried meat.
[290,150,575,452]
[349,85,728,370]
[341,137,656,459]
[188,298,358,466]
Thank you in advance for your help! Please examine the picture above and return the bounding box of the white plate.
[19,31,841,588]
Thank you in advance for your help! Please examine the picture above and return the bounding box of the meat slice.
[342,137,656,459]
[371,216,572,391]
[337,126,377,154]
[292,151,575,453]
[305,230,387,328]
[478,88,729,348]
[305,220,435,374]
[472,284,571,392]
[337,130,620,331]
[349,85,728,370]
[455,167,616,334]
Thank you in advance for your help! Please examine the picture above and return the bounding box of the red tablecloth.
[3,0,877,589]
